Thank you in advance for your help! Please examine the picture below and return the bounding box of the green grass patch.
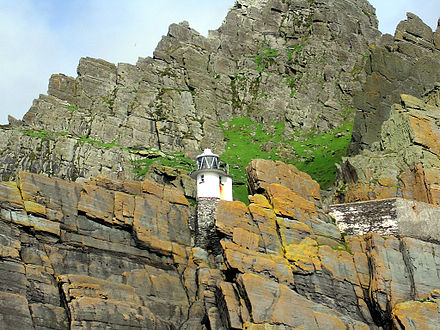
[22,129,51,140]
[78,136,119,149]
[131,152,193,178]
[252,47,279,73]
[219,116,354,203]
[67,105,78,112]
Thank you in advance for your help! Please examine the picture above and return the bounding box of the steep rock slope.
[0,160,439,328]
[350,13,440,154]
[0,0,380,193]
[335,86,440,204]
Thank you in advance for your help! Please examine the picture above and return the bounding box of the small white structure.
[191,149,233,201]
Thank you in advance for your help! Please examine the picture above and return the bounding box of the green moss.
[67,105,78,112]
[131,152,193,178]
[22,129,51,140]
[78,136,119,149]
[219,116,354,203]
[252,47,279,73]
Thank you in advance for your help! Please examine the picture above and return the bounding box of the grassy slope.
[219,117,353,203]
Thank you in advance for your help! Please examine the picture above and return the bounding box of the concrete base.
[328,198,440,243]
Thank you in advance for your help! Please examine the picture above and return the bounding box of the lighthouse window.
[200,175,204,184]
[219,176,222,185]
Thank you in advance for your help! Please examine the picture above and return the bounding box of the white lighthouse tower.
[191,148,233,201]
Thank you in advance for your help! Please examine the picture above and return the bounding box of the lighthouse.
[191,148,233,251]
[191,148,233,201]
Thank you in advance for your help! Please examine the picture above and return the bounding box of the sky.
[0,0,439,125]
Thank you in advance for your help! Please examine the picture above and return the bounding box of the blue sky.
[1,0,439,124]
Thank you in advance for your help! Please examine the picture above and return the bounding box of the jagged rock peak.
[350,10,440,154]
[0,0,381,188]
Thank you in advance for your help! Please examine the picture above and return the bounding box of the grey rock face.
[0,0,380,183]
[350,12,440,154]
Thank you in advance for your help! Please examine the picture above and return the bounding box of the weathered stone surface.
[351,12,440,154]
[0,0,380,185]
[78,183,114,222]
[0,172,198,328]
[329,198,440,243]
[1,159,440,328]
[337,92,440,205]
[18,171,81,216]
[392,290,440,329]
[246,159,321,203]
[0,292,33,328]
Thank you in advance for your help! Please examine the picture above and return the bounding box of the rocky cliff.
[0,0,382,200]
[1,0,440,328]
[335,85,440,204]
[0,160,439,329]
[350,12,440,154]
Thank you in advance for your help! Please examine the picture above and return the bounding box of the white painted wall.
[196,171,233,201]
[197,172,220,199]
[220,176,233,201]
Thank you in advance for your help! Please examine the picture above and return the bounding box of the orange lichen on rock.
[265,183,316,219]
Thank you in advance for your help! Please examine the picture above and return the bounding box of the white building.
[191,149,233,201]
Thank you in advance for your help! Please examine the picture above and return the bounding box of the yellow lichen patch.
[0,181,24,209]
[221,241,294,286]
[243,322,289,329]
[248,194,271,208]
[266,184,316,219]
[216,200,256,236]
[24,200,47,216]
[285,237,321,273]
[392,300,439,329]
[232,227,260,250]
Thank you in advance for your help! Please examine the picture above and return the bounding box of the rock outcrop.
[336,88,440,204]
[1,1,440,327]
[0,0,380,186]
[350,13,440,154]
[1,160,439,328]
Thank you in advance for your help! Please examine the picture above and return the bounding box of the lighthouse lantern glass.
[197,155,219,170]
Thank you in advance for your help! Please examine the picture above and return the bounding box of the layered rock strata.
[0,159,439,328]
[336,90,440,204]
[350,13,440,153]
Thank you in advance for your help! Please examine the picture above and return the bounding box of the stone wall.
[195,197,219,252]
[329,197,440,243]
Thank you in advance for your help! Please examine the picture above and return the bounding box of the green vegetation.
[22,129,51,140]
[219,116,354,203]
[78,136,118,149]
[285,74,303,97]
[252,47,279,73]
[131,152,193,178]
[21,128,194,179]
[67,105,78,112]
